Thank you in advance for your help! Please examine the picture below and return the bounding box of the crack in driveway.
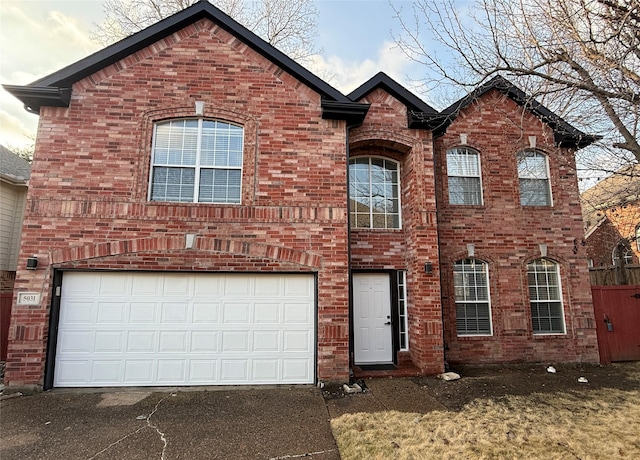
[88,393,175,460]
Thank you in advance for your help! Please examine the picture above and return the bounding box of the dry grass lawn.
[331,367,640,459]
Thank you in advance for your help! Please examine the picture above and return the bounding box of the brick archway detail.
[49,236,322,268]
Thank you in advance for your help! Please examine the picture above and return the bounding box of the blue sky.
[0,0,434,148]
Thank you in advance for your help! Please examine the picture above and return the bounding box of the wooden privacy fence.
[589,265,640,286]
[591,285,640,364]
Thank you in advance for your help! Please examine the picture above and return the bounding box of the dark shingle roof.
[0,145,31,183]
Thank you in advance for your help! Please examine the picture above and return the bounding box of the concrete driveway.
[0,386,340,460]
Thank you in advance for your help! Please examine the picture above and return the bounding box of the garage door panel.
[131,274,163,296]
[191,331,219,352]
[54,272,315,387]
[61,301,95,324]
[94,331,124,352]
[97,302,126,323]
[161,302,189,323]
[159,331,188,353]
[192,302,219,323]
[126,331,155,352]
[284,303,312,324]
[223,302,251,323]
[99,275,129,295]
[130,302,157,323]
[58,331,93,353]
[92,360,121,383]
[253,330,279,352]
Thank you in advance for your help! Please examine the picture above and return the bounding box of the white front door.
[353,273,393,364]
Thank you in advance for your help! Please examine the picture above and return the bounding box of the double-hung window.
[447,148,483,205]
[527,259,565,334]
[150,119,243,203]
[453,259,492,335]
[517,150,551,206]
[349,157,400,229]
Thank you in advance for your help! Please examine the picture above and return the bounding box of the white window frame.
[612,241,633,266]
[148,118,244,204]
[517,150,553,206]
[636,224,640,252]
[397,271,409,350]
[349,156,402,229]
[527,258,566,335]
[446,147,484,206]
[453,258,493,336]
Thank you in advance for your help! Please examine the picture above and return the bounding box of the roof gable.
[4,1,368,121]
[348,72,438,115]
[410,75,599,149]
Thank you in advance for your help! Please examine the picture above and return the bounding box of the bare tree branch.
[92,0,319,64]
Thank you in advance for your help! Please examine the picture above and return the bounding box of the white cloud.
[308,40,422,95]
[1,2,101,146]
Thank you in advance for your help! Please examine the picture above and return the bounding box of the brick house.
[582,164,640,269]
[3,2,599,389]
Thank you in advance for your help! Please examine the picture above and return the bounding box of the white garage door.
[54,272,315,387]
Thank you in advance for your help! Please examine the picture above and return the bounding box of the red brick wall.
[435,90,599,365]
[349,88,444,375]
[6,19,350,386]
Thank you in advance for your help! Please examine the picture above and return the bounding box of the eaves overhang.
[2,85,71,114]
[321,100,370,125]
[3,1,352,114]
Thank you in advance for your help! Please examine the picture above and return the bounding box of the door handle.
[384,321,391,325]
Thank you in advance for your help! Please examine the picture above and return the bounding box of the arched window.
[447,147,483,205]
[349,157,401,229]
[517,150,551,206]
[612,240,633,266]
[527,259,565,334]
[453,259,492,335]
[149,118,244,203]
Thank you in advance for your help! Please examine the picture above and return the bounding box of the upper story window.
[527,258,565,334]
[447,148,483,205]
[517,150,551,206]
[349,157,400,229]
[453,258,492,336]
[149,119,244,204]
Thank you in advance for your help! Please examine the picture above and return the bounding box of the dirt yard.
[416,361,640,410]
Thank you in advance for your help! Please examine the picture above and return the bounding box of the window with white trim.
[636,224,640,252]
[612,241,633,266]
[447,148,483,205]
[150,119,243,203]
[527,259,565,334]
[397,271,409,350]
[349,157,400,228]
[517,150,551,206]
[453,259,492,336]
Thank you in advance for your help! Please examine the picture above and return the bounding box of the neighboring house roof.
[0,145,31,186]
[410,75,600,148]
[2,0,368,123]
[581,163,640,233]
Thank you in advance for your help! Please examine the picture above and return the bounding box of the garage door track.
[0,386,339,460]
